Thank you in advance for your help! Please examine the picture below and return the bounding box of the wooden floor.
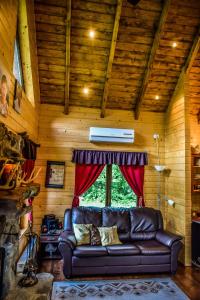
[40,260,200,300]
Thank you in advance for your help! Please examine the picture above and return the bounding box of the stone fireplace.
[0,184,40,299]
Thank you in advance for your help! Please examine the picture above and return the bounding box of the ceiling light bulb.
[89,30,95,38]
[155,95,159,100]
[172,42,177,48]
[83,87,89,94]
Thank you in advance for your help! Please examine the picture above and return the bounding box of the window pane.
[111,164,137,208]
[13,38,23,87]
[80,166,106,207]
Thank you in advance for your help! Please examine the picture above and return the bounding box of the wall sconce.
[153,133,165,172]
[166,199,175,207]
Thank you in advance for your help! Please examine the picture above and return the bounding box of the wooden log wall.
[165,75,191,266]
[190,114,200,212]
[0,0,39,140]
[34,106,165,233]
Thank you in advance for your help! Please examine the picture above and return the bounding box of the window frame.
[82,164,136,208]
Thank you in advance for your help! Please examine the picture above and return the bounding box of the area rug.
[51,278,189,300]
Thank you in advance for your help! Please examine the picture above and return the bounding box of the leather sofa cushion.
[73,246,107,257]
[102,207,130,242]
[72,255,141,267]
[106,244,140,256]
[134,240,170,255]
[130,208,159,240]
[72,206,102,227]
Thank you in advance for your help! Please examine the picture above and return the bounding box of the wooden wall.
[0,0,40,254]
[190,114,200,212]
[34,105,165,232]
[0,0,39,139]
[165,75,191,266]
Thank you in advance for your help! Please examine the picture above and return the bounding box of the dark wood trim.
[100,0,123,118]
[64,0,71,114]
[106,165,112,206]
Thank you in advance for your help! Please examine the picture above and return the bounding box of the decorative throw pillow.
[98,226,122,246]
[90,224,101,246]
[73,224,92,246]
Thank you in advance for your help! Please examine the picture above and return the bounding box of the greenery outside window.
[13,34,24,87]
[80,164,137,208]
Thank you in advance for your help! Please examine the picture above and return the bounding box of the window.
[13,34,24,87]
[80,164,137,208]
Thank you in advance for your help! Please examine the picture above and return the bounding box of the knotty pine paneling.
[165,75,191,266]
[34,105,165,233]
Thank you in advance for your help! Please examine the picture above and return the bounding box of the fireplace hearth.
[0,184,40,299]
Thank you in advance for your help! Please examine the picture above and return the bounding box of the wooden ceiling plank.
[100,0,123,118]
[169,27,200,108]
[134,0,171,120]
[64,0,71,114]
[185,27,200,75]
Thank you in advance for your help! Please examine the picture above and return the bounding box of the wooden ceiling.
[34,0,200,117]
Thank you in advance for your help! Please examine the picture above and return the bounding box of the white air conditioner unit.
[89,127,134,143]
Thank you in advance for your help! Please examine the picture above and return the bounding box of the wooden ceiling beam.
[64,0,71,114]
[100,0,123,118]
[134,0,171,120]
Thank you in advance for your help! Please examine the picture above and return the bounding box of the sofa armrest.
[58,230,77,249]
[156,230,182,247]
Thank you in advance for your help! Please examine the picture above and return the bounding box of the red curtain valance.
[72,150,148,166]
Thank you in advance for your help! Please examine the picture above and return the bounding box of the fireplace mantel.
[0,183,40,212]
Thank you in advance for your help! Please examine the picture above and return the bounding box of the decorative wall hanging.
[45,161,65,188]
[13,80,22,114]
[0,58,11,118]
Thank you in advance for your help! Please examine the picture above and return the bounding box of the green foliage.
[80,165,136,208]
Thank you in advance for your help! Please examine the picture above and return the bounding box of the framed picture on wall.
[45,161,65,188]
[13,80,22,114]
[0,60,10,118]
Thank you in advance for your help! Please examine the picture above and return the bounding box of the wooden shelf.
[191,154,200,193]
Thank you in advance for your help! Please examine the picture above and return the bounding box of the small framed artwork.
[0,74,9,118]
[13,80,22,114]
[45,161,65,188]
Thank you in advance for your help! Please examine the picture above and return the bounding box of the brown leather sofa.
[58,206,182,278]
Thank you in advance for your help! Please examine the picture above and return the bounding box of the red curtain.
[72,164,105,207]
[22,159,35,222]
[119,165,145,207]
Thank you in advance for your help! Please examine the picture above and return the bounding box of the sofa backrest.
[63,206,163,242]
[130,207,163,241]
[63,206,102,231]
[102,207,130,242]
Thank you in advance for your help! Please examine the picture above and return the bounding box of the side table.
[40,230,62,260]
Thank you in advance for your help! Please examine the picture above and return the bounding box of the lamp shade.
[154,165,165,172]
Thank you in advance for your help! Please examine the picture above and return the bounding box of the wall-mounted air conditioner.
[89,127,134,143]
